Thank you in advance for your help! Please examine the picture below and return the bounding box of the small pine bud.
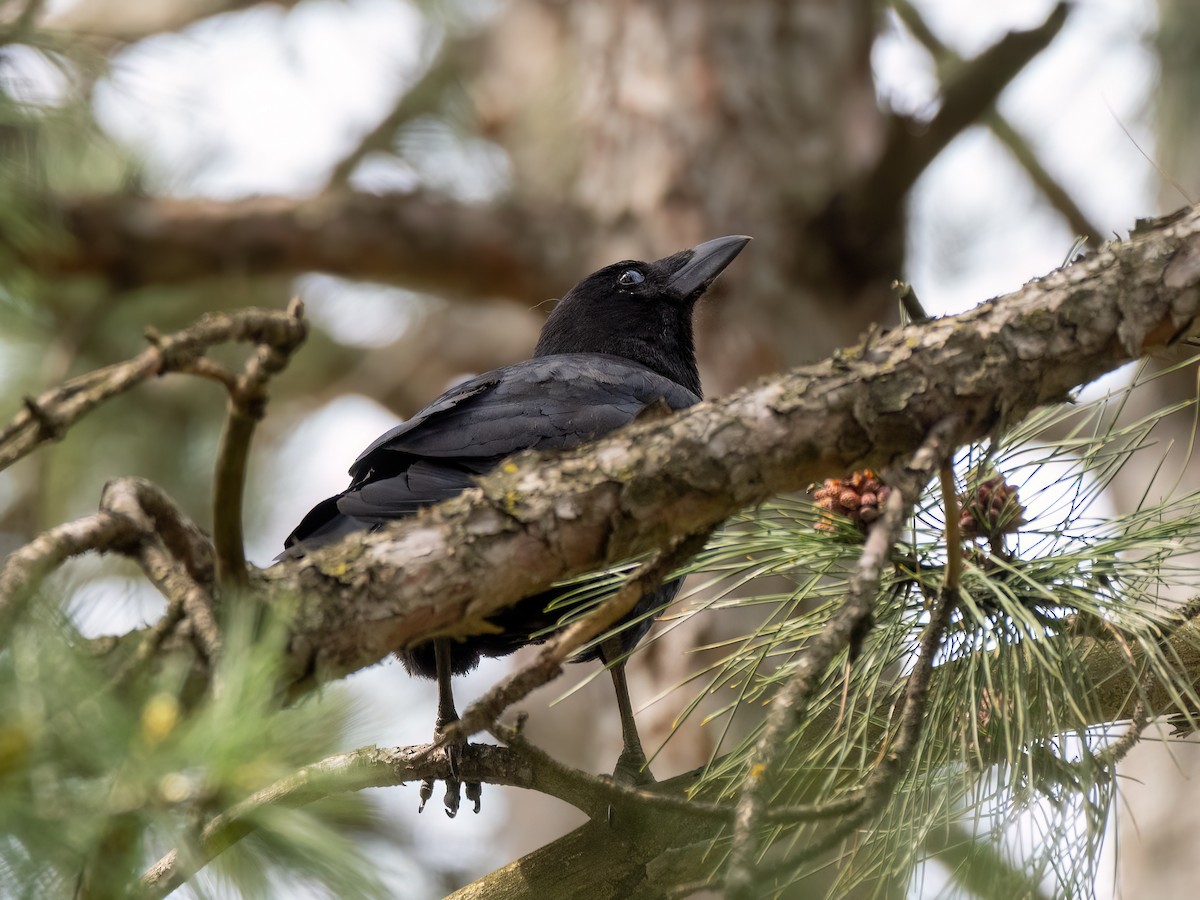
[960,475,1026,542]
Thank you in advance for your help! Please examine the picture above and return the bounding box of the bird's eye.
[618,269,644,286]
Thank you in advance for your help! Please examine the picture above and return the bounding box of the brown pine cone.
[811,470,892,533]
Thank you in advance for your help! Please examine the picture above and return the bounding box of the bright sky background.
[23,0,1172,894]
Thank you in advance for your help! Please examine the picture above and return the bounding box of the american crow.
[283,235,749,815]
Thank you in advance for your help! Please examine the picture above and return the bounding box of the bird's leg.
[604,643,655,786]
[418,638,481,817]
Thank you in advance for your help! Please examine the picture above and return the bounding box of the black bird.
[283,235,750,815]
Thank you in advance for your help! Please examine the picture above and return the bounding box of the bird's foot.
[604,747,656,828]
[418,724,482,818]
[611,745,656,788]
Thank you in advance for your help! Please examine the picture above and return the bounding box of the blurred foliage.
[0,29,408,893]
[0,602,386,899]
[0,28,398,544]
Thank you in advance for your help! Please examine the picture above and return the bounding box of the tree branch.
[865,2,1069,220]
[724,428,945,898]
[212,297,307,588]
[0,476,214,637]
[0,510,139,629]
[438,530,714,747]
[892,0,1105,246]
[137,723,724,899]
[824,1,1069,272]
[19,190,586,299]
[16,204,1200,704]
[0,306,308,473]
[252,204,1200,699]
[98,478,221,660]
[137,741,526,899]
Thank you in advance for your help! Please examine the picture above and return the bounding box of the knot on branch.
[21,396,64,442]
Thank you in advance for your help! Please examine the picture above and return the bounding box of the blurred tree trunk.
[1115,1,1200,895]
[472,0,897,873]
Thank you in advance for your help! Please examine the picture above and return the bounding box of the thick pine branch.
[19,190,587,299]
[253,205,1200,696]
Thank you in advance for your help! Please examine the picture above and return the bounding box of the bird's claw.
[418,778,434,814]
[443,779,461,818]
[466,779,482,814]
[417,725,482,817]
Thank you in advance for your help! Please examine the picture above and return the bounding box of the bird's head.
[533,235,751,397]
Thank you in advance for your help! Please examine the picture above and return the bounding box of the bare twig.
[724,419,957,900]
[212,297,307,588]
[0,510,140,628]
[894,279,932,324]
[0,307,309,473]
[435,529,714,749]
[126,477,215,589]
[0,476,217,666]
[838,2,1068,250]
[891,0,1105,247]
[98,479,221,661]
[940,462,964,591]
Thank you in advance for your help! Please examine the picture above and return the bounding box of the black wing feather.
[283,354,697,553]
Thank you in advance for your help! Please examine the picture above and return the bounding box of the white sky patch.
[345,149,422,193]
[65,568,166,637]
[0,43,71,105]
[297,273,427,347]
[92,0,427,197]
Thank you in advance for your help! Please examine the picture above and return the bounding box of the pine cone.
[959,475,1026,541]
[811,470,892,533]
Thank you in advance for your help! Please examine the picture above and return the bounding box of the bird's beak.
[666,235,752,298]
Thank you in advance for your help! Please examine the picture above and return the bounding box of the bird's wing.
[349,354,698,475]
[283,355,697,551]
